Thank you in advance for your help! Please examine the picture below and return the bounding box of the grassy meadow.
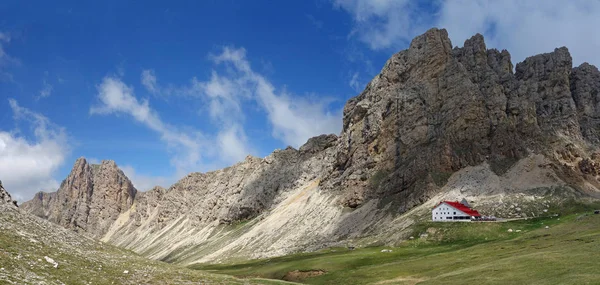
[192,209,600,284]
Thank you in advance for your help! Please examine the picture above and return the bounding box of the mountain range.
[18,28,600,265]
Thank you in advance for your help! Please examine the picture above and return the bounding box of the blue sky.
[2,0,600,201]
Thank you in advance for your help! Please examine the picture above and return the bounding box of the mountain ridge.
[21,28,600,264]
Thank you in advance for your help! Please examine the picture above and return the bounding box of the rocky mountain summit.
[23,28,600,264]
[1,180,17,207]
[22,158,137,237]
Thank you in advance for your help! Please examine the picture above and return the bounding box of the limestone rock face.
[22,28,600,263]
[103,140,338,247]
[22,158,137,237]
[571,63,600,143]
[0,180,18,207]
[320,28,599,210]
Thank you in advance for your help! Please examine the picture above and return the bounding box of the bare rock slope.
[0,194,276,284]
[23,28,600,264]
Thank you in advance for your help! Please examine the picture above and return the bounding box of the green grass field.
[192,210,600,284]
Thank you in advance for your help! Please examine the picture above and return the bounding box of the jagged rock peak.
[571,61,600,143]
[409,27,452,54]
[21,157,137,237]
[330,27,600,210]
[516,47,572,80]
[0,180,18,207]
[99,159,118,166]
[300,134,338,154]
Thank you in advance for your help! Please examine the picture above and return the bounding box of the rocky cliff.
[23,28,600,264]
[0,180,18,207]
[22,158,137,237]
[319,29,600,211]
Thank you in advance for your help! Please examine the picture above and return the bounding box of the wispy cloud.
[91,46,342,188]
[333,0,429,50]
[90,75,251,189]
[141,69,158,94]
[437,0,600,66]
[90,76,206,175]
[306,14,324,29]
[120,165,171,192]
[334,0,600,67]
[349,71,361,92]
[0,99,70,201]
[38,72,53,99]
[206,46,342,147]
[141,46,342,148]
[0,31,20,82]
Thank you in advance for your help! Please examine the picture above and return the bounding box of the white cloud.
[0,99,70,202]
[120,165,171,192]
[39,79,53,98]
[142,47,341,149]
[87,157,101,165]
[216,125,252,164]
[333,0,427,50]
[437,0,600,67]
[335,0,600,67]
[349,71,361,92]
[93,46,341,188]
[208,47,342,147]
[91,76,206,174]
[0,31,19,81]
[141,69,158,94]
[191,71,247,124]
[91,74,256,187]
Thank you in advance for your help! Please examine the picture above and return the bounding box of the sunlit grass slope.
[193,205,600,285]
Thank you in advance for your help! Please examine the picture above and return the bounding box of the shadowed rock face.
[571,63,600,143]
[22,158,137,237]
[0,181,18,207]
[21,28,600,263]
[320,28,599,210]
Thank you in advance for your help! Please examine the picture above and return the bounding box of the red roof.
[436,201,481,217]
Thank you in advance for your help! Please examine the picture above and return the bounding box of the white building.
[432,200,481,222]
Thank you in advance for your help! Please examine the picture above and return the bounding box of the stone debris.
[44,256,59,268]
[381,249,393,253]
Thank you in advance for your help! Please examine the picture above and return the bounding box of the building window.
[454,212,456,215]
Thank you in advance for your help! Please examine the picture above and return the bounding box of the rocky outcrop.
[102,140,338,259]
[571,63,600,143]
[22,28,600,264]
[0,180,18,207]
[22,158,137,237]
[320,28,598,210]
